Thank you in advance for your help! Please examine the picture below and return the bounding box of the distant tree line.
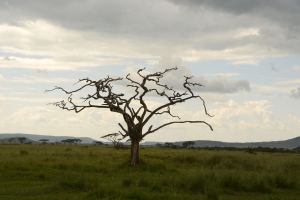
[156,141,195,149]
[61,139,82,145]
[92,141,104,146]
[1,137,299,153]
[1,137,84,145]
[2,137,32,144]
[156,142,300,153]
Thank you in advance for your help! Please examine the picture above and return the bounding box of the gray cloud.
[270,63,278,71]
[153,56,251,94]
[195,76,251,93]
[290,87,300,99]
[2,56,16,61]
[1,0,300,59]
[35,68,48,74]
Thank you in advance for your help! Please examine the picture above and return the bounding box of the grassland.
[0,144,299,200]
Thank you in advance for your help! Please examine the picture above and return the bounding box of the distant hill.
[174,136,300,149]
[1,133,299,149]
[0,133,98,144]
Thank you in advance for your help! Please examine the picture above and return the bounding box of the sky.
[0,0,300,143]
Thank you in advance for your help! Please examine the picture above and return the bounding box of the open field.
[0,144,299,200]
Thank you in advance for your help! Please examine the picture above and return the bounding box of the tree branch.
[142,120,213,139]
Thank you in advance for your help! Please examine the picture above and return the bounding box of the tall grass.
[0,144,299,200]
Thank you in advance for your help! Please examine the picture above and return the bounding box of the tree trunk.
[131,139,140,167]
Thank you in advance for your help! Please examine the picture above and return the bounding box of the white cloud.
[0,105,123,138]
[9,75,76,84]
[207,100,281,131]
[0,74,5,82]
[289,114,300,124]
[275,79,300,85]
[235,28,260,38]
[213,73,240,77]
[144,99,292,142]
[232,59,261,65]
[292,66,300,71]
[0,94,6,102]
[254,84,294,93]
[3,106,53,126]
[0,55,125,71]
[2,97,60,103]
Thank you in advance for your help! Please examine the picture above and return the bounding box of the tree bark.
[131,139,140,167]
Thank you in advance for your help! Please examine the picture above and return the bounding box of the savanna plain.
[0,144,299,200]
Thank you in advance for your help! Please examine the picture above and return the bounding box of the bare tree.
[46,67,213,166]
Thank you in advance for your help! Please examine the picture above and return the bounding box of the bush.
[19,150,28,155]
[87,186,118,199]
[172,154,198,164]
[219,172,243,191]
[273,173,296,189]
[122,177,135,187]
[152,184,163,192]
[205,186,220,200]
[57,176,87,190]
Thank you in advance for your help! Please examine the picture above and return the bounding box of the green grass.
[0,144,299,199]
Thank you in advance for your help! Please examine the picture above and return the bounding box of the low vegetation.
[0,144,299,199]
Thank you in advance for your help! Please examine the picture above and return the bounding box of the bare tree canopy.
[46,67,213,166]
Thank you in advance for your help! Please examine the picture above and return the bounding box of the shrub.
[152,184,163,192]
[219,172,243,191]
[172,154,198,164]
[249,176,272,193]
[57,176,87,190]
[87,186,118,199]
[205,185,220,200]
[122,177,135,187]
[245,147,257,155]
[273,173,296,189]
[207,155,222,167]
[138,178,151,187]
[19,150,28,155]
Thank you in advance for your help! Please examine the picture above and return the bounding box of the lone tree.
[101,133,123,148]
[46,67,213,167]
[17,137,27,144]
[92,141,104,146]
[182,141,195,148]
[39,139,49,144]
[73,139,82,145]
[61,139,77,145]
[8,138,14,144]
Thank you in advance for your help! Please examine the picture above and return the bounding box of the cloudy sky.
[1,0,300,143]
